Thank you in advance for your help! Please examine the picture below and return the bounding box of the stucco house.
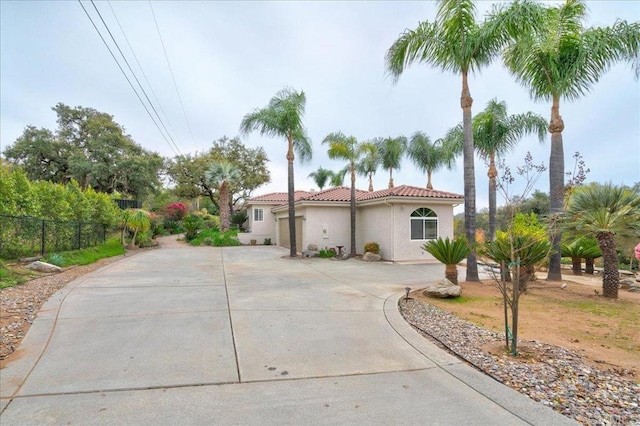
[241,184,463,262]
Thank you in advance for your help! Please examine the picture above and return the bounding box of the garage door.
[278,217,303,253]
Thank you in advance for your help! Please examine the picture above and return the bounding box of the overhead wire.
[77,0,179,156]
[107,0,186,153]
[87,0,183,156]
[148,0,199,152]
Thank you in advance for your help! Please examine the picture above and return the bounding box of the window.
[410,208,438,240]
[253,208,264,222]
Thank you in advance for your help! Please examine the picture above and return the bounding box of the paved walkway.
[0,237,573,425]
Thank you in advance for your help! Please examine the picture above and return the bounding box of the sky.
[1,1,639,213]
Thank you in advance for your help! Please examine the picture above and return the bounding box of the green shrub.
[135,230,155,248]
[48,238,124,266]
[188,228,240,247]
[319,247,336,258]
[230,211,248,232]
[163,220,182,234]
[263,238,271,245]
[46,253,65,267]
[364,242,380,254]
[182,215,203,241]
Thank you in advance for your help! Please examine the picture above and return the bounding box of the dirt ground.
[416,273,640,382]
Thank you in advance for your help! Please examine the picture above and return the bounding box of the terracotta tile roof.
[248,184,463,204]
[302,186,369,202]
[249,190,310,202]
[357,185,464,201]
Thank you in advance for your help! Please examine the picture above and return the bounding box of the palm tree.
[407,131,456,191]
[376,136,407,189]
[422,237,471,285]
[443,99,547,241]
[561,236,601,276]
[386,0,521,281]
[356,142,380,192]
[329,168,348,187]
[500,0,640,280]
[323,132,363,256]
[125,209,151,249]
[240,88,312,257]
[308,167,333,191]
[206,161,240,231]
[564,183,640,298]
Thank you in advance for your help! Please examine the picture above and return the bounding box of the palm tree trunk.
[219,182,230,231]
[488,153,497,241]
[585,257,595,275]
[286,135,297,257]
[368,172,374,192]
[461,71,479,282]
[445,264,458,285]
[571,257,582,275]
[388,169,394,189]
[596,231,619,298]
[350,164,357,256]
[547,96,564,281]
[426,170,433,190]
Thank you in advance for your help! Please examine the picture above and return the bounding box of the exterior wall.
[390,202,455,262]
[241,203,276,244]
[356,204,394,260]
[273,207,306,250]
[302,205,351,252]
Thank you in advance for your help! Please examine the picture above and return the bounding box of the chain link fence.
[0,215,108,259]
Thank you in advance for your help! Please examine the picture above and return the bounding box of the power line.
[77,0,178,156]
[148,0,199,152]
[107,0,186,153]
[87,0,183,156]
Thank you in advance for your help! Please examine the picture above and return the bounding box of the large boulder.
[362,252,381,262]
[25,261,62,273]
[423,278,462,298]
[301,249,318,258]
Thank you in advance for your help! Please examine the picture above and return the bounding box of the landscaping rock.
[362,252,381,262]
[341,253,350,260]
[423,278,462,298]
[301,250,318,258]
[25,261,62,273]
[620,278,635,289]
[307,244,318,251]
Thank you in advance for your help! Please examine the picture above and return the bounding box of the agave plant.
[422,237,471,285]
[561,237,602,275]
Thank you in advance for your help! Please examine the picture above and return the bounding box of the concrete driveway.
[0,239,573,425]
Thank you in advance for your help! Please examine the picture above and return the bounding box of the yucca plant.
[422,237,471,285]
[125,209,151,249]
[561,236,602,275]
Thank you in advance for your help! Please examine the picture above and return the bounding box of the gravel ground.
[400,298,640,426]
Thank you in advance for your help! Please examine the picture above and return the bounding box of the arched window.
[410,207,438,240]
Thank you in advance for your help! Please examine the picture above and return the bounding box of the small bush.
[189,228,240,247]
[136,230,155,248]
[319,247,336,258]
[182,215,203,241]
[46,253,65,267]
[263,238,271,245]
[230,211,249,232]
[364,242,380,254]
[165,202,187,221]
[163,220,182,234]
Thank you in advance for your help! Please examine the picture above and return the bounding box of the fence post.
[41,220,46,256]
[77,222,82,250]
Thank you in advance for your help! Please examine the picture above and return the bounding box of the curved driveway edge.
[1,242,575,425]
